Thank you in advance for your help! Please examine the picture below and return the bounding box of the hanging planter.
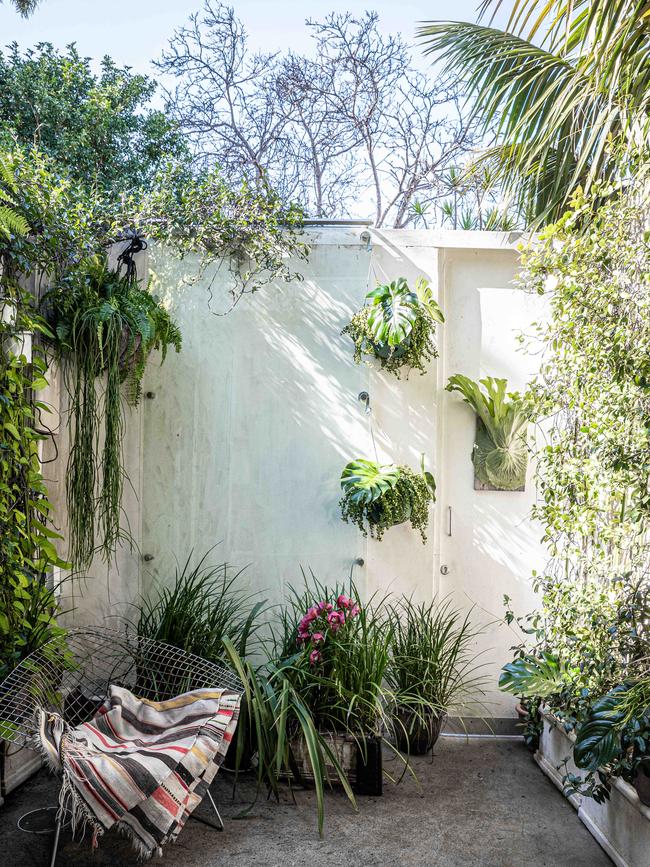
[42,247,182,567]
[446,374,530,491]
[342,276,444,377]
[339,457,436,542]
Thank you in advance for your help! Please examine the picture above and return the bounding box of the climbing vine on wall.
[0,160,68,675]
[521,180,650,584]
[499,176,650,735]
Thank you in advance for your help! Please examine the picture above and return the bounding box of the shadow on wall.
[143,238,380,603]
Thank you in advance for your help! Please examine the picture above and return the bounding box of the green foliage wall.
[522,180,650,584]
[502,178,650,733]
[0,262,67,679]
[0,43,189,195]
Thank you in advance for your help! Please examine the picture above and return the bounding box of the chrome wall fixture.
[358,390,371,415]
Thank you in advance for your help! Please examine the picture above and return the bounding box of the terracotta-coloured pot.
[633,761,650,806]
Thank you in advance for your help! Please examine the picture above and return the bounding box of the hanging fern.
[0,154,29,239]
[43,252,181,567]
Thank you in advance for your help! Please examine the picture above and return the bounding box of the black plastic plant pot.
[634,761,650,806]
[368,499,412,530]
[372,335,410,360]
[223,697,256,772]
[354,735,383,796]
[394,709,446,756]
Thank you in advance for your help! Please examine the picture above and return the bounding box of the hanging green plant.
[0,160,69,678]
[43,249,182,568]
[342,276,444,376]
[339,457,436,542]
[446,374,530,491]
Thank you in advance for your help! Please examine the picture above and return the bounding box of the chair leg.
[49,816,62,867]
[206,790,224,831]
[189,789,224,832]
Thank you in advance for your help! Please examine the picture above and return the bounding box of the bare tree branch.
[157,3,512,228]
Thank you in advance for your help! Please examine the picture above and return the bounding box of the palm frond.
[0,205,28,238]
[418,2,650,223]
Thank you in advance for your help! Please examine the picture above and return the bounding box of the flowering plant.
[275,580,394,738]
[296,594,361,666]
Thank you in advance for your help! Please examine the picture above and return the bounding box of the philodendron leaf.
[414,276,445,324]
[340,459,400,505]
[423,471,436,499]
[366,278,418,347]
[573,685,629,772]
[419,452,437,499]
[499,652,568,698]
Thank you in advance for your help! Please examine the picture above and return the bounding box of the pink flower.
[337,594,352,610]
[348,604,361,618]
[304,606,319,622]
[327,610,344,631]
[317,601,333,613]
[309,649,322,665]
[311,631,324,645]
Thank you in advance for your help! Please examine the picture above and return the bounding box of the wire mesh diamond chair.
[0,626,243,865]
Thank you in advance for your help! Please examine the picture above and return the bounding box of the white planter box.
[536,711,650,867]
[0,742,42,805]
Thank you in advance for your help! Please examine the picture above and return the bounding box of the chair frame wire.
[0,626,242,864]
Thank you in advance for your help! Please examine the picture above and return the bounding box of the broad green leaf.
[340,459,400,505]
[366,279,418,347]
[573,686,629,771]
[414,277,445,324]
[499,652,568,698]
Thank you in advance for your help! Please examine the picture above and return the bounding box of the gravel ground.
[0,736,612,867]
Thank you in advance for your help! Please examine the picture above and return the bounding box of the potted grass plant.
[133,556,356,833]
[275,579,398,796]
[135,551,263,770]
[387,598,486,755]
[343,276,444,377]
[339,456,435,542]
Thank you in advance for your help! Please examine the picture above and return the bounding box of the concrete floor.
[0,737,612,867]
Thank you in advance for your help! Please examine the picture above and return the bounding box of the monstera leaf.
[414,276,445,325]
[573,686,629,772]
[499,652,568,698]
[340,459,400,505]
[366,278,418,347]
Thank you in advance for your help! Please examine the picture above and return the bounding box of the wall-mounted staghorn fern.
[446,374,530,491]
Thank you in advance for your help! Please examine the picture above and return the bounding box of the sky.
[0,0,496,78]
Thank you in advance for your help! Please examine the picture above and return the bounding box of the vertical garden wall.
[98,226,546,721]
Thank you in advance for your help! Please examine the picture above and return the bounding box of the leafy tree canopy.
[0,42,190,194]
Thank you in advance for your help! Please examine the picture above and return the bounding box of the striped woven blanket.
[37,685,241,858]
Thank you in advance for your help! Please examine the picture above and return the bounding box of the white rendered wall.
[51,229,546,720]
[435,245,547,717]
